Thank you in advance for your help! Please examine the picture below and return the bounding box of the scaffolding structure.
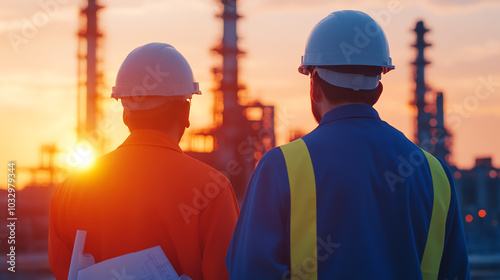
[77,0,105,155]
[412,21,451,164]
[186,0,275,202]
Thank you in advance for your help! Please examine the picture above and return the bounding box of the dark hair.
[123,100,187,132]
[314,65,383,106]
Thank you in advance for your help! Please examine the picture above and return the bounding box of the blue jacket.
[227,104,469,279]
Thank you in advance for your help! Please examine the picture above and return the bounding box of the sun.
[68,142,96,170]
[79,151,95,169]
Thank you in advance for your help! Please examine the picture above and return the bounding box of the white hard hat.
[299,10,395,76]
[112,43,201,109]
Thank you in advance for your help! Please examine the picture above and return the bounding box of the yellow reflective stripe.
[280,139,317,280]
[420,149,451,280]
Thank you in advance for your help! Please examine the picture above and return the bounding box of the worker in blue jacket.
[226,10,469,280]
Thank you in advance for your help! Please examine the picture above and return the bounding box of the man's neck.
[320,101,354,117]
[162,127,184,144]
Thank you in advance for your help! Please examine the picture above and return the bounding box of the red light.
[429,119,437,127]
[478,209,486,218]
[465,215,473,223]
[454,171,462,179]
[254,152,262,160]
[489,170,497,178]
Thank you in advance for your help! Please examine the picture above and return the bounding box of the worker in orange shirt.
[49,43,239,280]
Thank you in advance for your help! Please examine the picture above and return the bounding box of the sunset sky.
[1,0,499,189]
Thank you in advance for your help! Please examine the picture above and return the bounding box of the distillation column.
[77,0,104,154]
[412,21,432,147]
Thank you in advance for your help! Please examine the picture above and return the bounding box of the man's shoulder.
[183,153,230,181]
[261,137,320,168]
[251,146,290,185]
[106,143,226,176]
[258,146,286,167]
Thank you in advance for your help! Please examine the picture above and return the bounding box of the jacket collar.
[118,129,183,153]
[319,104,381,126]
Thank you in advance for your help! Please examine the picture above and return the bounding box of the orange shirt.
[49,129,239,280]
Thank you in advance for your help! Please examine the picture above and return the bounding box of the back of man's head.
[111,43,200,140]
[122,97,190,133]
[299,10,394,109]
[314,65,383,106]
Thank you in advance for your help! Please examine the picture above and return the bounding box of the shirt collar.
[118,129,183,153]
[319,104,381,126]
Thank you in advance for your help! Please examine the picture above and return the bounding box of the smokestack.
[77,0,104,154]
[412,21,432,148]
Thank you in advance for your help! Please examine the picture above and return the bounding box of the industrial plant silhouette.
[0,1,498,278]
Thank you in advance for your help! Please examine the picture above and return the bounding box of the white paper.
[68,230,96,280]
[76,245,180,280]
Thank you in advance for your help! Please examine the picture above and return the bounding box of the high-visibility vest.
[280,138,451,280]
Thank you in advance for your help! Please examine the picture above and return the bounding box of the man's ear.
[369,81,383,106]
[122,110,133,133]
[310,73,323,103]
[183,100,191,128]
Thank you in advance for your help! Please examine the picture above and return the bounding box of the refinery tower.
[412,21,451,164]
[186,0,275,202]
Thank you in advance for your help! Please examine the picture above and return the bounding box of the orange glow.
[465,215,473,223]
[186,134,214,153]
[478,209,487,218]
[1,1,500,191]
[245,107,264,121]
[254,152,262,160]
[66,142,96,170]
